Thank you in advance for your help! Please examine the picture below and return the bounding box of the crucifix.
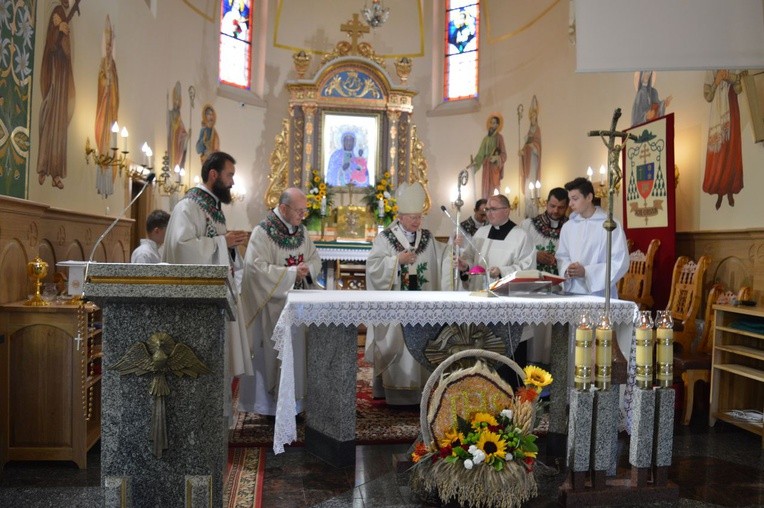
[587,108,639,316]
[340,13,370,54]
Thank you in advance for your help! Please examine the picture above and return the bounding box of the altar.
[270,290,638,464]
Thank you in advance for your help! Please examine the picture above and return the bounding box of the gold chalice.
[25,257,49,306]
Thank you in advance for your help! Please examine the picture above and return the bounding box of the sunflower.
[476,430,507,462]
[523,365,553,391]
[438,428,464,449]
[471,412,498,430]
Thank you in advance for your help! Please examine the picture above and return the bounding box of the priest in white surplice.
[238,188,322,416]
[365,182,453,405]
[457,194,535,281]
[556,177,629,297]
[162,151,253,419]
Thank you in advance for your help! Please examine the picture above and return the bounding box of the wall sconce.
[156,151,187,196]
[127,142,155,181]
[231,183,246,202]
[528,180,547,209]
[588,164,619,199]
[85,121,129,175]
[500,186,520,211]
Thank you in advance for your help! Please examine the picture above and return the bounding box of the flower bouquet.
[363,171,397,226]
[305,168,330,231]
[411,363,553,508]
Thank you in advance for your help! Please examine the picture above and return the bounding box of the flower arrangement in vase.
[363,171,397,226]
[305,168,330,231]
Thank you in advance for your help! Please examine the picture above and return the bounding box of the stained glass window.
[219,0,253,90]
[444,0,479,101]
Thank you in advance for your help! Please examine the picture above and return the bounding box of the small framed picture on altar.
[321,112,379,188]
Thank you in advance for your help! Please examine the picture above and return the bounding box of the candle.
[146,147,153,169]
[320,195,327,216]
[574,326,594,390]
[656,327,673,387]
[586,166,593,180]
[504,186,511,196]
[120,127,129,152]
[378,198,384,218]
[141,142,149,166]
[599,165,607,186]
[595,324,612,389]
[110,122,119,149]
[528,181,535,199]
[634,327,654,388]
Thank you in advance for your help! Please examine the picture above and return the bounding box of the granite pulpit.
[85,263,233,507]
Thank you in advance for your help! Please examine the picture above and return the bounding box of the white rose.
[383,191,391,199]
[472,450,486,464]
[501,409,513,420]
[464,459,474,470]
[506,452,514,461]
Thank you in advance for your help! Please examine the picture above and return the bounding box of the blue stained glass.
[219,0,253,90]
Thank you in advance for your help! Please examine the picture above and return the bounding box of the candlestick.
[110,122,119,149]
[634,310,654,389]
[595,315,613,390]
[656,310,674,388]
[574,311,594,390]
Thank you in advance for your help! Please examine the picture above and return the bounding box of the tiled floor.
[2,411,762,507]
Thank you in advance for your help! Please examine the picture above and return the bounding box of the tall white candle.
[599,165,607,185]
[110,122,119,149]
[378,198,384,217]
[320,195,327,216]
[120,127,128,152]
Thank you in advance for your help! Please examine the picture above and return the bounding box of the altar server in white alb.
[162,151,253,418]
[365,182,453,405]
[555,177,629,297]
[458,193,535,281]
[238,187,322,417]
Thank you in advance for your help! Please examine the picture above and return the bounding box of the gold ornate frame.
[265,17,430,212]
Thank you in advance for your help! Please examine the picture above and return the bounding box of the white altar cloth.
[271,290,638,454]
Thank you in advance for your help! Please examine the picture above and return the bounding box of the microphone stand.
[83,173,157,290]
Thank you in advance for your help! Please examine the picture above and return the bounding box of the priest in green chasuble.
[238,188,322,416]
[162,151,253,421]
[365,182,454,405]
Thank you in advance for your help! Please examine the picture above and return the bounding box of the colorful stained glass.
[444,0,479,101]
[219,0,253,90]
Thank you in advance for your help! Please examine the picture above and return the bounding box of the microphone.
[440,205,493,294]
[83,173,157,289]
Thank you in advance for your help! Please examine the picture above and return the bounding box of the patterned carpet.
[223,447,265,508]
[229,356,421,447]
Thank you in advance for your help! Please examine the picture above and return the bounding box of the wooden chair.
[674,284,752,424]
[616,239,660,310]
[666,255,711,356]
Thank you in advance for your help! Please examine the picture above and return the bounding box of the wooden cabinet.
[0,301,102,469]
[709,304,764,447]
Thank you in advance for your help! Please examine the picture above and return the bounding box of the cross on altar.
[341,13,370,53]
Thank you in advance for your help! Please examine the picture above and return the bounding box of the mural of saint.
[95,15,119,198]
[167,81,188,171]
[196,104,220,164]
[631,71,672,127]
[36,0,79,189]
[702,69,744,209]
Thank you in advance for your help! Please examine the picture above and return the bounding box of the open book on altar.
[489,270,566,292]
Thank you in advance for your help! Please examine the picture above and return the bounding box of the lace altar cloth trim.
[271,290,638,454]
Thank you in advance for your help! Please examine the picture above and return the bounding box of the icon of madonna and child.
[325,131,372,188]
